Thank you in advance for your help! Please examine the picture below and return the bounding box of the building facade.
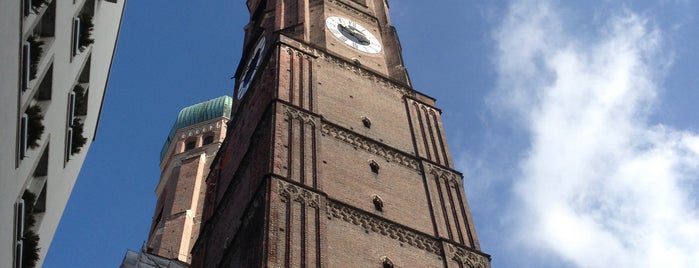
[0,0,124,267]
[192,0,491,267]
[144,96,232,264]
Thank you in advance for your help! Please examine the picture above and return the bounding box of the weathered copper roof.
[160,96,232,161]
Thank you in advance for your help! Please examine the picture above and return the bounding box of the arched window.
[203,135,214,145]
[381,256,394,268]
[369,160,380,174]
[362,116,372,128]
[185,140,196,151]
[372,195,384,212]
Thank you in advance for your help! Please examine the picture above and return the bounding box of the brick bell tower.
[145,96,232,263]
[192,1,491,267]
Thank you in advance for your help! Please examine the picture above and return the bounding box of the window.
[17,191,40,268]
[382,256,394,268]
[68,92,75,125]
[66,87,87,159]
[15,240,23,268]
[65,128,73,160]
[203,135,214,145]
[15,200,25,242]
[20,114,28,159]
[362,116,371,128]
[22,0,31,16]
[66,92,76,161]
[72,9,95,55]
[14,199,25,268]
[372,195,384,212]
[22,42,30,91]
[185,140,196,151]
[369,160,380,174]
[71,17,80,56]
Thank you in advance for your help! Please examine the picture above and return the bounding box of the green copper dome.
[160,96,233,161]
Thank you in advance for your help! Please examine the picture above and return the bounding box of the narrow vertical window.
[68,92,75,126]
[369,160,380,174]
[15,240,23,268]
[23,0,31,16]
[22,42,30,91]
[67,88,87,156]
[20,114,28,159]
[72,17,80,56]
[15,200,25,241]
[372,195,384,212]
[15,200,25,268]
[362,116,371,128]
[381,256,394,268]
[66,128,73,161]
[17,191,40,268]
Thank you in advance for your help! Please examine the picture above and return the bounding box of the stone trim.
[408,99,442,116]
[177,120,224,140]
[282,104,319,126]
[280,39,416,98]
[318,54,415,97]
[278,180,321,209]
[327,0,378,24]
[320,123,420,171]
[444,243,491,268]
[285,46,314,60]
[284,44,318,59]
[424,162,462,187]
[326,201,442,255]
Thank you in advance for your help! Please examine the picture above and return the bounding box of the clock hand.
[341,24,365,41]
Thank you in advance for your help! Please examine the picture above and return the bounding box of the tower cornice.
[277,34,437,105]
[326,0,379,25]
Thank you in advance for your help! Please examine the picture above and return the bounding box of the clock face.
[325,16,382,54]
[237,36,266,100]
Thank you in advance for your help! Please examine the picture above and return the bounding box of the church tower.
[192,1,491,267]
[145,96,232,263]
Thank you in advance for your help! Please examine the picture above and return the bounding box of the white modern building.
[0,0,125,267]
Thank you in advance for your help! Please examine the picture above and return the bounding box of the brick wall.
[191,1,490,267]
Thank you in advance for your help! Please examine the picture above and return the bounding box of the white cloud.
[491,0,699,267]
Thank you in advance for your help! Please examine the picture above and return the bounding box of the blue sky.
[45,1,699,267]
